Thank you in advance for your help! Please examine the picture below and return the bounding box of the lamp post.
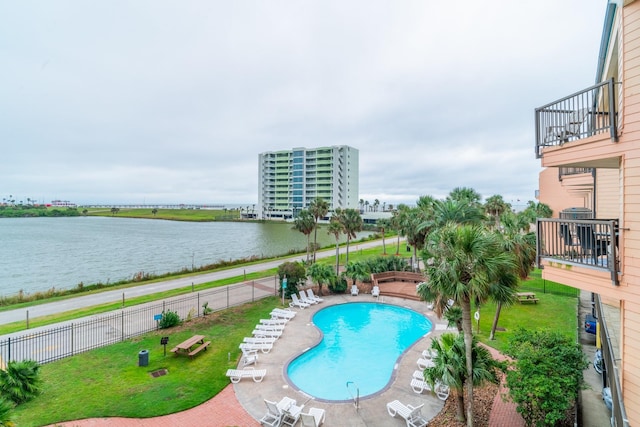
[282,275,287,306]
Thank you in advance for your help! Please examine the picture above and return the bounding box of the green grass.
[86,208,240,221]
[475,291,578,352]
[12,297,281,427]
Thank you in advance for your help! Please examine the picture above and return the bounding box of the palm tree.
[151,208,158,216]
[309,198,329,263]
[396,205,429,271]
[344,260,369,288]
[336,208,363,265]
[292,210,315,262]
[448,187,482,205]
[373,199,380,212]
[376,218,391,255]
[418,223,516,427]
[359,199,365,212]
[327,216,343,275]
[424,332,505,423]
[483,195,510,229]
[0,360,41,405]
[307,262,334,296]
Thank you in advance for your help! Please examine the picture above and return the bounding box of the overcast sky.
[1,1,606,209]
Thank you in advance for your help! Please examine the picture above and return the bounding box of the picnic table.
[517,292,539,304]
[170,334,211,359]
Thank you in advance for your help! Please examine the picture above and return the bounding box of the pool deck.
[233,293,447,426]
[48,293,526,426]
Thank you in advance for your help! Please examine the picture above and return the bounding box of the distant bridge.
[80,204,229,210]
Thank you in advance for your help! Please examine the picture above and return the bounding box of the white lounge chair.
[260,399,282,427]
[255,323,285,332]
[240,347,259,367]
[351,285,359,296]
[271,308,296,319]
[435,382,450,401]
[252,329,283,339]
[386,400,428,427]
[298,291,317,305]
[281,402,305,427]
[261,397,297,427]
[226,367,266,383]
[306,289,324,303]
[417,357,435,370]
[290,293,310,309]
[260,317,288,325]
[240,342,273,354]
[243,336,277,345]
[371,285,380,298]
[300,407,326,427]
[410,377,432,394]
[421,349,437,359]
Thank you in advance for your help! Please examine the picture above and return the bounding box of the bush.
[504,328,587,426]
[277,261,306,298]
[328,275,348,293]
[158,310,182,329]
[0,360,41,405]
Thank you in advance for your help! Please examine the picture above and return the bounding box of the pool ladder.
[346,381,359,410]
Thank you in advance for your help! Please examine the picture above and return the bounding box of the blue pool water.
[286,302,432,401]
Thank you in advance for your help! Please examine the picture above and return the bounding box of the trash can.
[138,349,149,367]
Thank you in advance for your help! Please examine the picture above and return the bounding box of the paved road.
[0,238,400,326]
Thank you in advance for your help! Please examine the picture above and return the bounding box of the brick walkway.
[485,345,526,427]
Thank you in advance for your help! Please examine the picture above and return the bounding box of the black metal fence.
[519,270,579,297]
[0,277,278,365]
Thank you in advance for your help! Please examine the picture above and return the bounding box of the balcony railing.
[535,78,618,158]
[536,218,619,285]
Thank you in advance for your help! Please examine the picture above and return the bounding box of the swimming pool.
[286,302,432,401]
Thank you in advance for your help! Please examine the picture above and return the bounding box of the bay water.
[0,217,368,297]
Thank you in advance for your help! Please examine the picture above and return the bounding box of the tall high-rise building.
[258,145,359,220]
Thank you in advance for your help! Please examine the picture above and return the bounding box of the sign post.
[282,276,287,306]
[474,310,480,333]
[160,336,169,356]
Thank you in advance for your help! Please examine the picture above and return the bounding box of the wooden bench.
[370,271,425,300]
[519,298,539,304]
[188,341,211,358]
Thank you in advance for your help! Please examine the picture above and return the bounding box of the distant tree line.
[0,204,80,218]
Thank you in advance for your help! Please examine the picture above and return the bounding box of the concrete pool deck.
[232,293,448,426]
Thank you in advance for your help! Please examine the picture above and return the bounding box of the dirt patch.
[428,382,499,427]
[149,368,168,378]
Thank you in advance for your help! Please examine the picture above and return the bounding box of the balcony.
[536,218,619,285]
[535,78,618,158]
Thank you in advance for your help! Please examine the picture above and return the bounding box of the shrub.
[202,302,213,315]
[277,261,306,298]
[504,328,587,426]
[0,360,41,405]
[328,274,348,293]
[158,310,182,329]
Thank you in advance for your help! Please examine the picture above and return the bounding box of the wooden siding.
[537,168,592,217]
[595,168,621,219]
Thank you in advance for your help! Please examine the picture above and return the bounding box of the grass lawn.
[12,297,280,427]
[475,291,578,352]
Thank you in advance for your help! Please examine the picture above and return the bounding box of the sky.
[1,0,607,209]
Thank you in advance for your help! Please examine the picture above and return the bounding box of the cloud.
[0,0,606,206]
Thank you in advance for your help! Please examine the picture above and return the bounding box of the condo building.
[534,1,640,425]
[258,145,359,220]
